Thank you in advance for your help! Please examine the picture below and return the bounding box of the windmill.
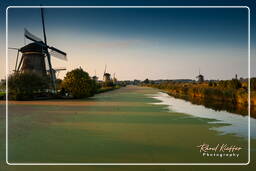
[103,65,111,82]
[10,8,67,93]
[196,68,204,83]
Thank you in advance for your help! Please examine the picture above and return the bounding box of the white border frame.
[5,6,251,166]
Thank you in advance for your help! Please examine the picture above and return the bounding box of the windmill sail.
[21,8,67,94]
[46,67,66,72]
[49,46,67,61]
[54,67,66,71]
[24,28,42,42]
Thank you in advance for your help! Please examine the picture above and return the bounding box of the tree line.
[7,68,120,100]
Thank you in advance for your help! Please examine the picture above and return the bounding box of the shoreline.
[158,88,256,118]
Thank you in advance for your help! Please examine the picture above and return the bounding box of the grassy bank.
[144,81,256,117]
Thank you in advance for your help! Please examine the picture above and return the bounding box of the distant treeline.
[143,78,256,117]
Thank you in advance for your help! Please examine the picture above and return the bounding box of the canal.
[1,85,255,165]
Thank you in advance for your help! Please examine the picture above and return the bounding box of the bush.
[251,78,256,91]
[55,78,63,90]
[218,80,242,89]
[223,89,236,103]
[8,72,49,100]
[208,81,213,87]
[143,78,150,84]
[61,68,96,98]
[229,79,242,89]
[102,80,114,87]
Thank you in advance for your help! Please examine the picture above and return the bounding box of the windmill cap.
[20,42,46,53]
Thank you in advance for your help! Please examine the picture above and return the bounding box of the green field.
[0,86,255,170]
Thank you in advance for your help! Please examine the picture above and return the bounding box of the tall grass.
[146,80,256,107]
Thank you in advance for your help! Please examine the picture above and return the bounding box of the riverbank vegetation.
[60,68,122,98]
[8,72,49,100]
[96,85,121,94]
[60,68,97,98]
[5,67,122,100]
[0,80,5,100]
[143,78,256,117]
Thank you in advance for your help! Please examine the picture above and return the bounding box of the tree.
[55,78,62,90]
[61,68,96,98]
[8,72,49,100]
[0,79,5,91]
[102,80,114,87]
[143,78,150,84]
[229,79,242,89]
[208,81,213,87]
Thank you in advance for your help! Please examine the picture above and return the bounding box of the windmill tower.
[196,68,204,83]
[12,8,67,93]
[103,65,111,82]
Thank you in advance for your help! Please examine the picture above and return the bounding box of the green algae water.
[1,86,255,165]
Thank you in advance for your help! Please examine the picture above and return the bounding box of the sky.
[1,0,255,81]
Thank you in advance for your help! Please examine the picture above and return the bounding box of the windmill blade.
[24,28,42,42]
[49,46,67,61]
[8,47,20,51]
[53,67,66,71]
[14,50,20,71]
[46,67,66,72]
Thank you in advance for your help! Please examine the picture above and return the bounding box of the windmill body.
[103,65,111,82]
[19,43,47,77]
[103,73,111,82]
[196,68,204,83]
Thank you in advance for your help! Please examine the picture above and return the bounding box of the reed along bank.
[143,78,256,118]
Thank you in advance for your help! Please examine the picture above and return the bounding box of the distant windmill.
[9,8,67,93]
[103,64,111,82]
[196,68,204,83]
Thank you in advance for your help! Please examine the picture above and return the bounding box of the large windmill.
[12,8,67,93]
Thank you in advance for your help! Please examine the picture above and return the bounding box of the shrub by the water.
[8,72,49,100]
[61,68,97,98]
[102,80,114,87]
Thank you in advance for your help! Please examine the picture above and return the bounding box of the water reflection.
[150,92,256,139]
